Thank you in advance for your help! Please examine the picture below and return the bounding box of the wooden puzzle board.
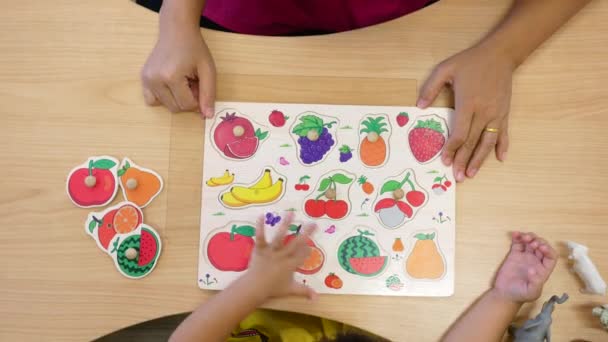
[199,101,455,296]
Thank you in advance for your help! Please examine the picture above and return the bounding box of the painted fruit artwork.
[373,170,427,229]
[87,203,143,250]
[324,273,343,289]
[405,232,445,280]
[303,171,354,220]
[111,226,161,279]
[220,168,285,208]
[291,113,338,165]
[408,115,448,164]
[213,112,269,160]
[207,224,255,272]
[268,110,289,127]
[284,224,325,275]
[359,115,390,167]
[337,229,388,277]
[118,159,163,208]
[67,157,118,207]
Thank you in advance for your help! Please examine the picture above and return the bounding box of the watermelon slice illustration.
[111,225,161,279]
[337,229,388,277]
[349,256,388,277]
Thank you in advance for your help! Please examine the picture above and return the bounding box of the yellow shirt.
[228,309,364,342]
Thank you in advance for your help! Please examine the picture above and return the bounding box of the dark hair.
[322,332,385,342]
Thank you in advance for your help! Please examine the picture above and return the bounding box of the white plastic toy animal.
[566,241,607,295]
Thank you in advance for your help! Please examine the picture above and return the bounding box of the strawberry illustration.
[408,118,446,163]
[396,112,409,127]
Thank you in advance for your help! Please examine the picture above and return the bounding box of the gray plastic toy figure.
[509,293,569,342]
[592,304,608,330]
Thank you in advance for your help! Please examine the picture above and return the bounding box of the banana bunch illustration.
[220,169,285,208]
[206,170,235,187]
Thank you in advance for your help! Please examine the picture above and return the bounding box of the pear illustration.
[405,232,445,279]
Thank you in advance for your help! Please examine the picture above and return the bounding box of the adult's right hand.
[141,18,216,118]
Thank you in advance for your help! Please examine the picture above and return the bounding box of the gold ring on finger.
[485,127,499,133]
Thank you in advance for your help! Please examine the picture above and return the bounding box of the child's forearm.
[160,0,207,34]
[442,288,522,342]
[169,274,266,342]
[480,0,592,68]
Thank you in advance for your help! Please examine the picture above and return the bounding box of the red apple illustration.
[207,224,256,272]
[213,112,268,160]
[67,157,118,207]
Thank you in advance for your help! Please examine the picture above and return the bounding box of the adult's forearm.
[442,289,522,342]
[160,0,206,33]
[480,0,592,68]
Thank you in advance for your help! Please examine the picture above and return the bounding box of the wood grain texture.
[1,0,607,341]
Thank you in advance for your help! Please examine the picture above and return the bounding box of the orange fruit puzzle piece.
[118,158,163,208]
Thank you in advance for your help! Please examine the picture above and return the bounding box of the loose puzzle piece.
[373,169,428,229]
[408,114,449,164]
[303,170,355,220]
[206,222,256,272]
[85,201,143,252]
[66,156,119,208]
[110,224,162,279]
[218,167,286,209]
[210,109,269,161]
[85,201,162,279]
[337,228,389,278]
[405,231,446,280]
[290,112,340,166]
[118,158,163,208]
[358,114,391,168]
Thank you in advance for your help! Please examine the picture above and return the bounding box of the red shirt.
[203,0,429,36]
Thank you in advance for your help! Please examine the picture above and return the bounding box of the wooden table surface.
[2,0,608,341]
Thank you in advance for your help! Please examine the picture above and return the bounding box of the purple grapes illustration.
[292,114,337,165]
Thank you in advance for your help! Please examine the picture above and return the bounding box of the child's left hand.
[493,232,557,303]
[244,212,318,301]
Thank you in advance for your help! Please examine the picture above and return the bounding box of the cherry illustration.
[326,200,348,219]
[305,199,326,218]
[405,190,426,207]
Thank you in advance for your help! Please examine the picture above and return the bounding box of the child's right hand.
[493,232,557,303]
[244,213,318,301]
[141,13,216,118]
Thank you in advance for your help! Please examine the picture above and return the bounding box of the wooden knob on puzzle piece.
[125,247,138,260]
[393,188,404,200]
[307,130,319,142]
[367,132,379,143]
[233,125,245,137]
[84,175,96,188]
[126,178,138,190]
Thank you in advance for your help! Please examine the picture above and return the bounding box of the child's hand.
[244,213,318,301]
[493,232,557,303]
[141,13,216,118]
[417,43,515,182]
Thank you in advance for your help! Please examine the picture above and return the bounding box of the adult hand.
[493,232,557,303]
[418,44,515,181]
[141,19,216,117]
[245,212,318,301]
